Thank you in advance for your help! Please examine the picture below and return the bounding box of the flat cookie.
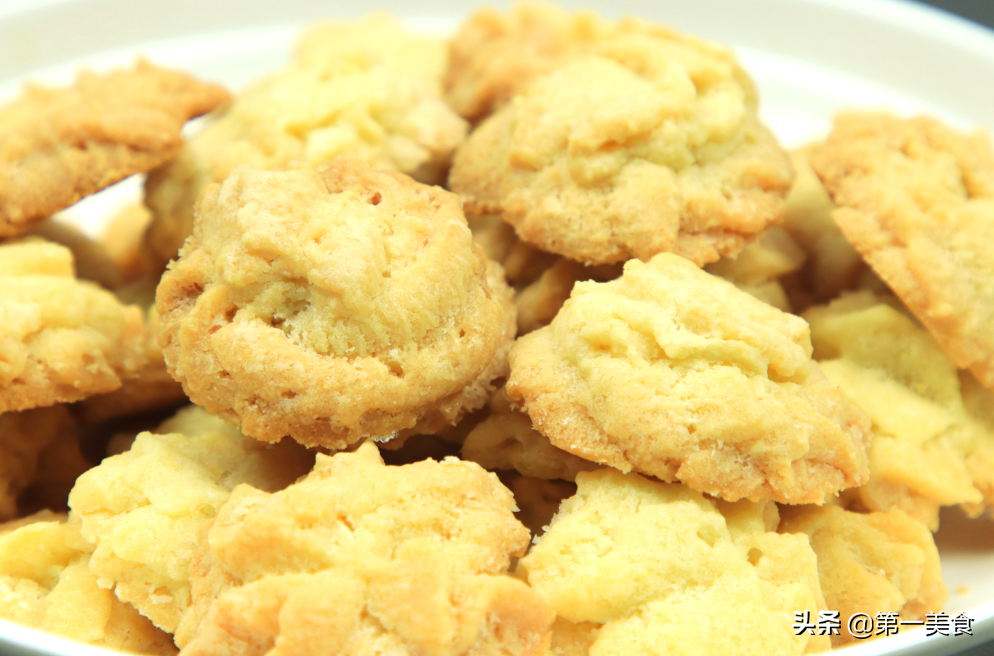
[143,14,467,266]
[68,405,313,634]
[0,240,145,413]
[780,505,946,646]
[810,112,994,390]
[0,61,228,237]
[805,291,994,529]
[517,467,829,655]
[508,253,872,504]
[449,22,793,266]
[177,442,554,655]
[0,515,177,655]
[157,161,516,449]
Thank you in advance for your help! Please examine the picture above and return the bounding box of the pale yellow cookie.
[177,442,554,655]
[157,161,515,449]
[0,240,145,413]
[143,14,467,266]
[517,468,830,655]
[0,515,177,655]
[449,21,793,266]
[810,112,994,390]
[0,60,228,238]
[779,504,947,646]
[68,405,313,634]
[508,253,871,504]
[805,291,994,529]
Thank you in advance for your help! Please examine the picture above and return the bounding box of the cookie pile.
[1,3,992,655]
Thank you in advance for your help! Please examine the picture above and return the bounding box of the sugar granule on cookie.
[508,252,872,504]
[0,240,145,414]
[517,467,830,655]
[143,13,467,266]
[0,60,228,237]
[157,160,516,449]
[779,504,947,646]
[449,19,793,266]
[810,112,994,390]
[0,514,178,655]
[805,291,994,529]
[68,405,313,634]
[177,441,554,655]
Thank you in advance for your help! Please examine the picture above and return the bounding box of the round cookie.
[507,253,872,504]
[809,112,994,391]
[449,22,793,266]
[157,160,516,449]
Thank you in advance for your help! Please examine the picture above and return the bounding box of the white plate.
[1,0,993,654]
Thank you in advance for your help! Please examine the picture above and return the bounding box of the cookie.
[515,258,623,334]
[0,60,228,237]
[508,476,576,536]
[157,161,516,449]
[177,442,554,654]
[445,2,611,122]
[143,14,467,266]
[68,405,313,634]
[449,21,793,266]
[0,514,177,655]
[779,504,946,646]
[704,226,806,312]
[517,467,829,655]
[508,253,872,504]
[805,291,994,529]
[0,405,88,521]
[0,240,145,413]
[462,386,597,481]
[809,112,994,390]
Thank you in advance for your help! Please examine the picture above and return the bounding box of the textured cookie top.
[0,240,145,413]
[178,442,553,655]
[0,61,227,236]
[0,515,178,655]
[508,253,871,504]
[779,505,946,646]
[449,22,793,266]
[144,14,467,264]
[809,112,994,390]
[68,406,313,634]
[446,2,612,121]
[804,291,994,528]
[518,468,828,655]
[157,161,515,448]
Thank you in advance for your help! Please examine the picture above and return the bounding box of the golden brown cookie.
[445,2,612,122]
[508,253,872,504]
[177,442,554,654]
[0,515,177,655]
[779,505,947,646]
[449,22,793,266]
[0,240,145,413]
[810,112,994,390]
[0,60,228,237]
[143,14,467,266]
[157,161,516,449]
[517,467,830,655]
[805,291,994,529]
[462,386,597,481]
[68,405,313,634]
[0,405,88,521]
